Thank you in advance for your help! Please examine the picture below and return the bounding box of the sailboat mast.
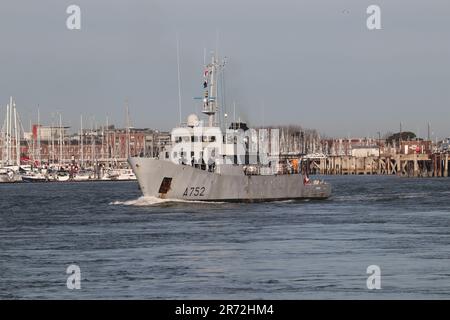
[1,108,6,167]
[80,115,84,167]
[14,102,20,166]
[91,117,95,164]
[101,121,105,161]
[9,97,13,165]
[125,102,130,159]
[6,102,10,165]
[106,116,110,166]
[59,113,63,165]
[51,116,54,164]
[37,108,41,165]
[113,131,116,163]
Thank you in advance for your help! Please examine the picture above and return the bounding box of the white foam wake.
[109,196,221,206]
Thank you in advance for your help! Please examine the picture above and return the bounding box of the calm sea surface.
[1,175,450,299]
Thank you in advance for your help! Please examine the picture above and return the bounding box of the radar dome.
[187,114,199,127]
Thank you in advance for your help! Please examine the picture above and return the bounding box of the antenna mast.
[176,35,182,125]
[201,54,226,127]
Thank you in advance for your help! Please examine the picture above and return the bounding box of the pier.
[275,130,450,178]
[306,153,450,177]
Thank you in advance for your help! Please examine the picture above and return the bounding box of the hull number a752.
[183,186,206,197]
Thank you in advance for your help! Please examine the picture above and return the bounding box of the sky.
[0,0,449,139]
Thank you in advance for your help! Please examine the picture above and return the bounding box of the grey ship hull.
[129,157,331,202]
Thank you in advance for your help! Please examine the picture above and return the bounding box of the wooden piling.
[445,154,448,178]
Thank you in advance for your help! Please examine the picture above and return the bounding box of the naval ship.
[129,54,331,202]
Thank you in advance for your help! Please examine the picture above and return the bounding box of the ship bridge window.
[209,136,216,142]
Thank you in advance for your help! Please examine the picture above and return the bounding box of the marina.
[1,96,449,183]
[0,97,166,183]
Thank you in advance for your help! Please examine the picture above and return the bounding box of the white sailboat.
[102,168,136,181]
[1,97,25,182]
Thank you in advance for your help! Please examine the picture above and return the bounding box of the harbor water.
[1,176,450,299]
